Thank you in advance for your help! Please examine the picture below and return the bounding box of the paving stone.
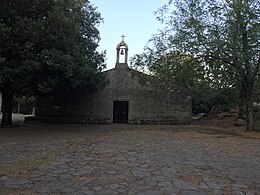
[207,182,222,190]
[51,161,66,166]
[30,171,46,178]
[98,189,116,194]
[37,188,51,194]
[84,157,95,161]
[131,170,150,177]
[5,179,29,188]
[198,182,209,190]
[212,189,224,195]
[108,183,121,189]
[161,167,176,176]
[61,187,76,193]
[78,190,94,195]
[180,190,208,195]
[93,186,102,191]
[45,172,59,178]
[117,188,128,193]
[53,169,68,174]
[59,173,72,179]
[72,168,93,176]
[144,180,158,189]
[104,170,118,175]
[151,175,169,182]
[80,179,94,186]
[158,181,173,188]
[232,183,248,189]
[173,180,197,190]
[128,157,137,162]
[139,164,149,168]
[136,190,160,195]
[242,192,254,195]
[0,176,8,181]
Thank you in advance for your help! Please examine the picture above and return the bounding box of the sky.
[91,0,166,70]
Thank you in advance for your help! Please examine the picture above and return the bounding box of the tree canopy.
[131,0,259,130]
[0,0,106,125]
[131,49,205,89]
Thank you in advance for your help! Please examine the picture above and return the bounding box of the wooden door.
[113,101,129,123]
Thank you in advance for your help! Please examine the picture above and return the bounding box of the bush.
[192,83,239,114]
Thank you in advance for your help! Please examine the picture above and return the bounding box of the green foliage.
[192,83,239,114]
[155,0,259,90]
[131,49,205,89]
[0,0,106,125]
[0,0,106,95]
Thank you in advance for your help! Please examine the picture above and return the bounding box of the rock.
[234,119,244,126]
[93,187,102,191]
[0,176,8,181]
[132,170,150,177]
[192,113,206,120]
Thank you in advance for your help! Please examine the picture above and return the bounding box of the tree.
[133,0,259,130]
[131,46,239,115]
[131,49,204,89]
[0,0,106,126]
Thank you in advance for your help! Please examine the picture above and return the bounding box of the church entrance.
[113,101,129,123]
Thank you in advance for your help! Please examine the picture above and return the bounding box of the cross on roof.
[121,35,125,41]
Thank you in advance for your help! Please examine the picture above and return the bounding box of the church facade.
[36,37,192,124]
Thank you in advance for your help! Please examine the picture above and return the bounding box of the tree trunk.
[245,88,254,131]
[1,88,13,126]
[17,97,21,114]
[237,87,245,119]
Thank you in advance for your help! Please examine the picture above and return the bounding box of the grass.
[0,146,72,177]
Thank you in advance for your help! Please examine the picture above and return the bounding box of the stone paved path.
[0,123,259,194]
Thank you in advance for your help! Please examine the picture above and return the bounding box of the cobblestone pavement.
[0,123,260,195]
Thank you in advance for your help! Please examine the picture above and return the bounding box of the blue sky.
[91,0,166,69]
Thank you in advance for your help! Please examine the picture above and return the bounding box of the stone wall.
[36,67,192,124]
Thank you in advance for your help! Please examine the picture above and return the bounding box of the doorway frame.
[112,100,129,123]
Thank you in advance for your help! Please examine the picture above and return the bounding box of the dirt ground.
[0,115,259,194]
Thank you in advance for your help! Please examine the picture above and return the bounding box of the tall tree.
[131,49,204,89]
[0,0,106,126]
[133,0,259,130]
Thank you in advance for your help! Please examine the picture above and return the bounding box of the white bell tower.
[115,35,128,69]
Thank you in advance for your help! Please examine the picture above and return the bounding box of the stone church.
[36,37,192,124]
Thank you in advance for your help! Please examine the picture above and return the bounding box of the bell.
[120,49,124,55]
